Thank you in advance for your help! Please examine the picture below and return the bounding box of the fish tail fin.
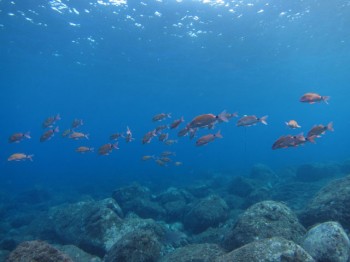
[307,135,317,144]
[215,130,223,139]
[260,115,268,125]
[322,96,330,104]
[327,122,334,132]
[167,113,172,118]
[113,143,119,150]
[85,134,90,140]
[54,126,60,133]
[27,155,34,161]
[232,112,239,118]
[90,148,94,152]
[24,132,31,139]
[218,110,228,122]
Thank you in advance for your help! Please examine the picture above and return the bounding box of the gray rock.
[0,250,9,262]
[112,184,166,219]
[160,243,226,262]
[112,183,151,203]
[49,199,123,256]
[7,240,74,262]
[302,221,350,262]
[299,175,350,229]
[156,187,193,221]
[55,245,102,262]
[250,164,278,182]
[295,162,340,182]
[184,195,229,233]
[224,201,306,251]
[227,176,255,197]
[104,229,161,262]
[216,237,315,262]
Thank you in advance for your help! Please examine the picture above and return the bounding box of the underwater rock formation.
[227,176,255,197]
[104,229,161,262]
[295,162,340,182]
[159,243,226,262]
[249,163,278,182]
[112,184,166,220]
[302,221,350,262]
[49,198,123,256]
[0,250,9,261]
[7,240,73,262]
[156,187,193,222]
[223,200,306,251]
[216,237,315,262]
[55,245,102,262]
[299,175,350,229]
[184,195,229,233]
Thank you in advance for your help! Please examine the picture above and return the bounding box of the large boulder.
[295,163,340,182]
[49,198,123,256]
[104,229,162,262]
[302,221,350,262]
[227,176,255,197]
[216,237,314,262]
[249,164,278,182]
[299,175,350,229]
[55,245,102,262]
[223,201,306,251]
[160,243,226,262]
[156,187,193,222]
[7,240,73,262]
[112,184,166,220]
[184,195,229,233]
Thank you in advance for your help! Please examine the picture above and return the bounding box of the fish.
[177,127,189,137]
[159,133,169,142]
[155,125,168,134]
[76,146,94,153]
[272,133,316,150]
[160,157,172,162]
[218,112,238,122]
[169,117,184,129]
[71,119,83,129]
[300,93,330,104]
[69,131,89,140]
[187,110,228,129]
[142,130,157,144]
[152,113,171,122]
[141,155,155,161]
[160,151,176,157]
[196,130,223,146]
[272,134,305,150]
[8,153,34,162]
[164,139,177,146]
[40,127,59,142]
[285,120,301,129]
[155,159,167,167]
[125,126,134,143]
[189,128,198,139]
[237,115,268,127]
[8,132,31,143]
[98,143,119,155]
[307,122,334,138]
[42,114,61,128]
[174,161,183,166]
[110,132,124,141]
[62,129,72,137]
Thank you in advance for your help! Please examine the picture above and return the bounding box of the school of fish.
[7,92,333,165]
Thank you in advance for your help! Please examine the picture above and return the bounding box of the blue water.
[1,0,350,194]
